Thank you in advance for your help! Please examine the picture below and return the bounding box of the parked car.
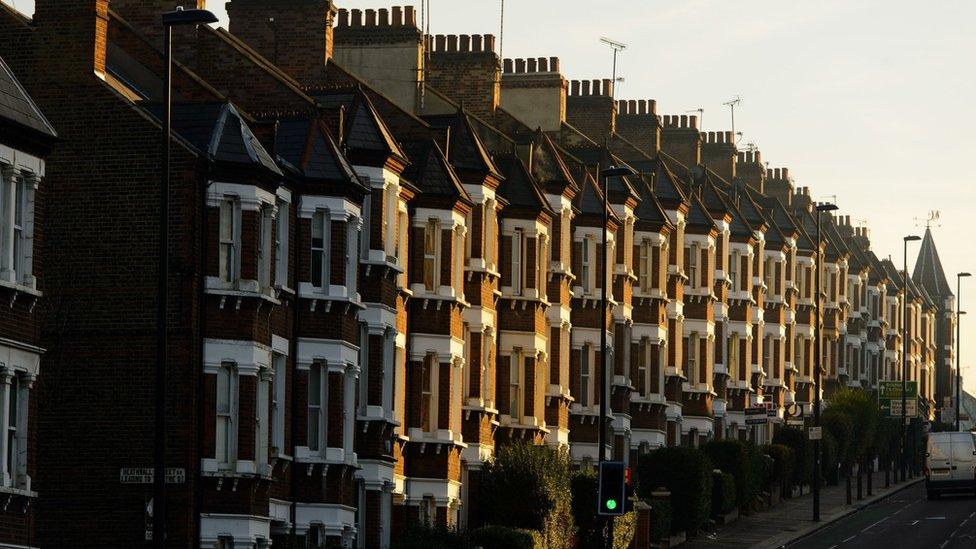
[925,432,976,500]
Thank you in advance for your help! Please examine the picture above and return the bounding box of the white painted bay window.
[0,370,29,488]
[580,344,591,407]
[307,362,328,454]
[729,335,740,381]
[537,234,548,292]
[258,204,273,289]
[638,239,652,291]
[688,243,700,288]
[730,250,740,291]
[271,353,286,455]
[216,362,238,469]
[512,229,524,296]
[687,333,699,385]
[482,330,494,406]
[637,337,650,396]
[0,171,34,287]
[219,198,242,284]
[510,348,523,421]
[420,353,436,432]
[359,323,370,416]
[423,219,440,292]
[581,238,591,293]
[256,367,271,470]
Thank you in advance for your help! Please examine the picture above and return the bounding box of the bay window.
[537,234,548,292]
[510,349,523,421]
[580,344,591,407]
[423,219,439,292]
[581,238,591,292]
[219,198,241,284]
[359,323,370,415]
[637,337,650,396]
[256,367,271,468]
[258,204,273,289]
[729,335,740,381]
[0,171,34,287]
[687,333,699,385]
[482,330,493,406]
[275,199,289,287]
[638,239,652,290]
[311,211,330,290]
[688,243,699,288]
[420,353,436,432]
[271,353,286,454]
[307,362,327,453]
[730,250,740,291]
[216,362,238,469]
[512,229,524,296]
[0,371,28,488]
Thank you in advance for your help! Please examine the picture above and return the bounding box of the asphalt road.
[788,481,976,549]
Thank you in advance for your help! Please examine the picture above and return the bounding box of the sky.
[8,0,976,392]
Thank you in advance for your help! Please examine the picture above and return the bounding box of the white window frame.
[256,366,271,469]
[421,353,437,432]
[581,237,591,293]
[639,239,652,291]
[258,204,273,289]
[729,335,740,381]
[512,229,524,296]
[730,250,740,292]
[216,362,238,469]
[0,371,28,488]
[580,344,592,407]
[311,210,331,291]
[688,332,699,385]
[307,362,328,455]
[510,348,523,421]
[537,234,548,293]
[689,243,699,289]
[423,219,440,292]
[219,198,242,284]
[359,323,370,415]
[271,352,286,455]
[637,337,650,397]
[462,323,472,400]
[275,199,289,288]
[482,330,493,406]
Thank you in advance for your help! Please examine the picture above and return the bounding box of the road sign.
[746,406,768,425]
[887,399,917,418]
[764,402,779,417]
[808,426,822,440]
[879,381,919,418]
[120,468,186,484]
[787,419,805,427]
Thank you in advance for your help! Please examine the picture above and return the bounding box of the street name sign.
[745,406,768,425]
[808,426,822,440]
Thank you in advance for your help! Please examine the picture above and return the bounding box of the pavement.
[787,482,976,549]
[683,471,926,549]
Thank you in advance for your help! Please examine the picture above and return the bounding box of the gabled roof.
[685,190,718,233]
[574,171,618,222]
[402,139,472,205]
[530,129,580,195]
[424,108,502,179]
[913,227,953,298]
[275,116,367,190]
[494,154,552,214]
[652,157,689,209]
[633,176,673,232]
[314,88,408,166]
[882,258,905,292]
[148,102,281,177]
[0,55,57,139]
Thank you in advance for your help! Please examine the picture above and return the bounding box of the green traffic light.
[605,499,618,511]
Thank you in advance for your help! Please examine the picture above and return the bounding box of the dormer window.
[219,198,242,284]
[311,211,331,290]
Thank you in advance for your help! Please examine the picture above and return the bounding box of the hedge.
[469,525,542,549]
[392,523,467,549]
[481,442,574,548]
[762,444,795,488]
[648,499,672,543]
[711,471,736,517]
[772,427,812,487]
[637,447,712,534]
[702,439,758,508]
[570,468,600,548]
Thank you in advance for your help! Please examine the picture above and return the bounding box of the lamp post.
[157,8,218,548]
[813,203,837,521]
[958,272,971,431]
[900,235,921,482]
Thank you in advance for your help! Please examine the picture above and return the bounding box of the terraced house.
[0,0,956,547]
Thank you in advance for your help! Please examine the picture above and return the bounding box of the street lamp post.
[901,235,921,482]
[157,8,218,548]
[813,203,837,522]
[957,273,971,431]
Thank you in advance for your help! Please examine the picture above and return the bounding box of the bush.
[828,389,881,465]
[823,408,855,471]
[648,499,672,543]
[570,468,600,549]
[481,443,574,549]
[773,427,811,487]
[821,429,839,484]
[637,447,712,534]
[392,523,467,549]
[701,439,757,508]
[612,509,639,549]
[711,471,736,517]
[762,444,795,488]
[469,525,542,549]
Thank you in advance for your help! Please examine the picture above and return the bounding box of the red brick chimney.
[734,150,765,193]
[426,33,501,120]
[32,0,110,81]
[701,131,737,183]
[111,1,206,46]
[660,114,700,169]
[226,0,337,84]
[764,167,794,206]
[500,57,567,132]
[565,79,616,142]
[615,99,659,156]
[332,6,423,113]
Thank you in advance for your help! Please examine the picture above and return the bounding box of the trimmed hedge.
[469,525,542,549]
[648,499,672,543]
[637,447,712,534]
[762,444,795,488]
[712,471,736,516]
[702,439,758,508]
[772,427,812,487]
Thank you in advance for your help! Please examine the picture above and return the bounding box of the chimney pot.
[484,34,496,52]
[537,57,548,72]
[638,100,647,115]
[571,80,581,95]
[628,99,637,114]
[447,35,459,52]
[378,8,389,26]
[503,59,514,73]
[365,9,377,26]
[591,79,600,95]
[582,80,592,95]
[435,35,446,51]
[550,57,560,73]
[351,9,363,26]
[527,58,537,72]
[515,58,526,73]
[690,115,698,128]
[405,6,417,27]
[338,8,349,27]
[680,115,688,127]
[471,35,483,51]
[767,169,774,179]
[602,79,613,97]
[461,35,473,52]
[392,6,403,26]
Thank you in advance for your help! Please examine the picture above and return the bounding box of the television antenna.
[722,96,741,144]
[686,108,704,129]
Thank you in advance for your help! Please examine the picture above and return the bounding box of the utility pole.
[958,273,971,430]
[814,203,838,521]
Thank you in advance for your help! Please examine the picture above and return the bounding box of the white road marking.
[842,535,856,543]
[926,516,947,520]
[862,516,889,532]
[950,528,959,537]
[893,509,903,515]
[827,545,838,549]
[911,520,919,526]
[970,511,976,519]
[939,540,950,549]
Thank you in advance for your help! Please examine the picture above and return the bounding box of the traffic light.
[597,461,626,516]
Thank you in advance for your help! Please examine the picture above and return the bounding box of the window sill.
[207,286,282,306]
[0,485,36,498]
[362,256,404,275]
[294,447,358,466]
[0,278,41,299]
[630,393,667,406]
[406,428,466,447]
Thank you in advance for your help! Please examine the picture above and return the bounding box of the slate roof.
[529,130,580,195]
[633,176,673,231]
[912,227,953,298]
[652,157,689,209]
[494,154,552,214]
[314,89,409,165]
[402,139,472,204]
[275,116,368,191]
[685,190,718,233]
[0,55,57,139]
[147,102,280,177]
[424,109,502,178]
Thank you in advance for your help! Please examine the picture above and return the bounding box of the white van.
[925,431,976,500]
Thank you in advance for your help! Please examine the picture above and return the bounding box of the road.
[788,481,976,549]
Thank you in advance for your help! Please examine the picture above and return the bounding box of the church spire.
[912,227,953,298]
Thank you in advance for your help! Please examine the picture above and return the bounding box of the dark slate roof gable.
[403,139,473,204]
[912,227,953,298]
[494,154,553,214]
[0,56,57,139]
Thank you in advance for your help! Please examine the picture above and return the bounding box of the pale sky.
[9,0,976,393]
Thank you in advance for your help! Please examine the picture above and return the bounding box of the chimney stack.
[501,56,568,132]
[764,166,795,206]
[660,114,701,169]
[426,34,501,119]
[33,0,110,81]
[616,99,660,156]
[701,129,738,183]
[565,78,618,141]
